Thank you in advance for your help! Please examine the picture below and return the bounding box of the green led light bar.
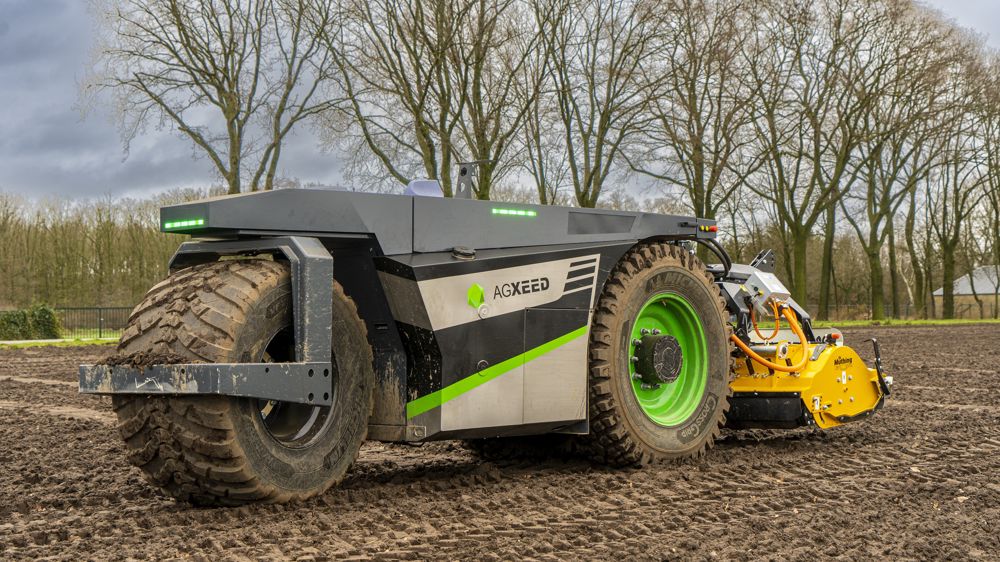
[492,208,537,217]
[163,218,205,230]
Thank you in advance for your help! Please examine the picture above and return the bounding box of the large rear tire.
[585,243,731,466]
[111,259,374,505]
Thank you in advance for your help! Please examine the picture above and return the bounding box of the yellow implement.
[731,340,886,429]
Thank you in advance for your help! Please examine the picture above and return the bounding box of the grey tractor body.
[80,188,720,442]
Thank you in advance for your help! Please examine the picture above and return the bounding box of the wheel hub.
[634,334,684,386]
[627,292,709,427]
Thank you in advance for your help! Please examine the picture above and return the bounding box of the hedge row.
[0,305,62,340]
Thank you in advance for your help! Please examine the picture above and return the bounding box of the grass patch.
[0,338,118,349]
[61,329,124,340]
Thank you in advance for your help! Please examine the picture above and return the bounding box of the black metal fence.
[56,307,133,340]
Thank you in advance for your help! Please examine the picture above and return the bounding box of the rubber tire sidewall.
[610,261,729,456]
[224,276,372,494]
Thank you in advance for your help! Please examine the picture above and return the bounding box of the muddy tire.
[584,243,731,466]
[111,259,374,505]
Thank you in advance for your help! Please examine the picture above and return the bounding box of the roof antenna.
[455,160,492,199]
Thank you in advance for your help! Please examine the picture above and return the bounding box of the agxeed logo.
[493,277,550,299]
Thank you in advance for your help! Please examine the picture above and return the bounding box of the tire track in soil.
[1,326,999,560]
[0,375,78,388]
[0,400,113,424]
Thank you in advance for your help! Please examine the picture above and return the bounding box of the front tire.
[585,243,731,466]
[112,259,374,505]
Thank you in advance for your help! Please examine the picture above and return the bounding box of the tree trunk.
[868,250,884,321]
[227,115,242,194]
[926,259,936,319]
[791,232,808,304]
[888,221,900,318]
[904,191,926,318]
[818,204,835,320]
[941,245,956,319]
[264,142,282,190]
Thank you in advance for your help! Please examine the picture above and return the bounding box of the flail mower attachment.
[718,250,892,430]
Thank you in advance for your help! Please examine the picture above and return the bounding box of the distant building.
[933,266,999,318]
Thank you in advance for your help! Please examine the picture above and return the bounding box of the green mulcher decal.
[406,325,588,419]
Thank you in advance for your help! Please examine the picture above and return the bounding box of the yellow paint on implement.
[731,343,884,429]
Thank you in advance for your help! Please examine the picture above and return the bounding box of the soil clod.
[100,350,190,368]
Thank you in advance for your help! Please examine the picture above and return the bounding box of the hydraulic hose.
[750,299,781,341]
[695,238,732,278]
[731,306,809,373]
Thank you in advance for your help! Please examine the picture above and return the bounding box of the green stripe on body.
[405,325,587,419]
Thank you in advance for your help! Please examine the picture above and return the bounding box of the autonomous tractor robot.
[80,176,891,505]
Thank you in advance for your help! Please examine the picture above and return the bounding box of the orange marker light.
[830,332,841,340]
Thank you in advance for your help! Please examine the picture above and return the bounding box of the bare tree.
[539,0,666,207]
[838,2,956,319]
[451,0,553,199]
[925,54,990,319]
[741,0,889,303]
[980,54,1000,319]
[626,0,757,223]
[323,1,468,194]
[521,86,573,203]
[87,0,338,194]
[323,0,549,198]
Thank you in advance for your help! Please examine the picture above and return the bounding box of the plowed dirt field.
[2,325,998,560]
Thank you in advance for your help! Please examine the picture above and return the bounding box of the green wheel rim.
[628,292,708,426]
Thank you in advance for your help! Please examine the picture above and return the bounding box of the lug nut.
[632,373,643,381]
[641,328,649,335]
[652,329,660,335]
[630,356,638,363]
[632,339,642,346]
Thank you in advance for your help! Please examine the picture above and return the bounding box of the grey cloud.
[0,0,342,199]
[0,0,995,199]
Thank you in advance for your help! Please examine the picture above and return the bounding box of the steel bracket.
[79,363,333,406]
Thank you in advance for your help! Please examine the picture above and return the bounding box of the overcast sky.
[0,0,997,200]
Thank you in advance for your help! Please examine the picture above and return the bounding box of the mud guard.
[169,236,333,364]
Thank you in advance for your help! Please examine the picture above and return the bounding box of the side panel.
[441,318,525,431]
[417,254,599,331]
[523,308,591,425]
[376,241,633,441]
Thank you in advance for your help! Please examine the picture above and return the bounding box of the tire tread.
[111,260,370,505]
[584,243,733,466]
